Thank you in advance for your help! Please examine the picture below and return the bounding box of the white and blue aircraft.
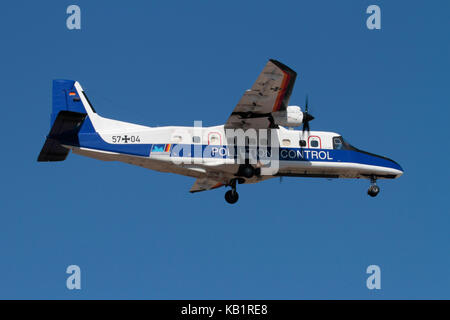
[38,59,403,204]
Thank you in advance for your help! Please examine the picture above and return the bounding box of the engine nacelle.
[272,105,304,127]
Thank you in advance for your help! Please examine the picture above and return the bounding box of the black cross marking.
[122,135,130,143]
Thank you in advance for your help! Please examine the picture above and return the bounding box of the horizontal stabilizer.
[37,111,87,162]
[37,138,70,162]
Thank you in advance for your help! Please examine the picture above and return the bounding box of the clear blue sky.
[0,0,449,299]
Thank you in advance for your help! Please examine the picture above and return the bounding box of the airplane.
[38,59,403,204]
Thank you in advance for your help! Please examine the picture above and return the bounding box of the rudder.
[38,80,96,161]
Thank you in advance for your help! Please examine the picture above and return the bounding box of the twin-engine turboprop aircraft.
[38,59,403,204]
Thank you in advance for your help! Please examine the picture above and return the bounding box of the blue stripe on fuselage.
[167,144,402,171]
[72,131,402,172]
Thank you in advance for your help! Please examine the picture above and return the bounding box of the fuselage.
[68,111,403,183]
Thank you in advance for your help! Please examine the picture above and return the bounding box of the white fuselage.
[69,110,403,185]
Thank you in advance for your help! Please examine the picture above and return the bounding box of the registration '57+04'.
[111,135,141,143]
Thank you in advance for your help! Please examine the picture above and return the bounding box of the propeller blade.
[303,120,310,134]
[302,94,314,134]
[305,95,309,113]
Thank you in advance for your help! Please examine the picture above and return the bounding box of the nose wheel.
[225,179,239,204]
[367,177,380,197]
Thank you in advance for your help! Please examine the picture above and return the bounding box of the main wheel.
[225,190,239,204]
[241,165,254,178]
[367,185,380,197]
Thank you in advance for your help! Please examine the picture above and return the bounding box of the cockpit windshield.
[332,135,400,165]
[332,136,358,151]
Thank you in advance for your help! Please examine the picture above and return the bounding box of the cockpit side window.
[333,136,359,151]
[333,136,344,149]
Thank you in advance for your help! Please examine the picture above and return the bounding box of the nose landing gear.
[225,179,239,204]
[367,176,380,197]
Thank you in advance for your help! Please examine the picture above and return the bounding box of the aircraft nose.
[387,159,403,178]
[371,153,403,178]
[354,148,403,178]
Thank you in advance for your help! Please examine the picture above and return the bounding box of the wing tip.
[269,59,297,77]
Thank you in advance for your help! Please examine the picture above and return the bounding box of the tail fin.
[50,79,97,130]
[38,80,96,162]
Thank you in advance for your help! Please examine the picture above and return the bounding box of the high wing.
[190,178,225,193]
[225,59,297,129]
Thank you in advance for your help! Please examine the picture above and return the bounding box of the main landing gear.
[237,164,261,179]
[224,165,261,204]
[225,179,239,204]
[367,176,380,197]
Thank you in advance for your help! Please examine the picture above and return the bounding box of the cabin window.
[192,136,201,143]
[172,135,182,143]
[210,136,219,144]
[308,136,321,148]
[208,133,221,145]
[282,139,291,146]
[299,140,306,147]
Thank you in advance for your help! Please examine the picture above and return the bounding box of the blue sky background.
[0,0,449,299]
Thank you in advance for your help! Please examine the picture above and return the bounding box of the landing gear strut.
[367,176,380,197]
[225,179,239,204]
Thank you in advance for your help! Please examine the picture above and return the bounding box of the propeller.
[302,95,315,134]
